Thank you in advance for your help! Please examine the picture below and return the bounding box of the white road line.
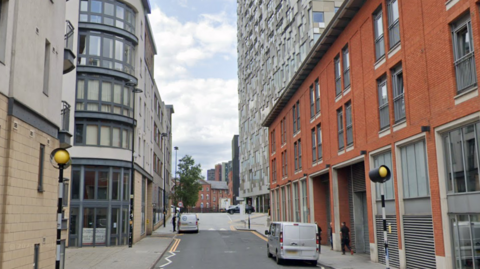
[220,228,226,230]
[158,251,176,268]
[208,228,215,230]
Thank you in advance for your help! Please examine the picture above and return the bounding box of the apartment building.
[237,0,343,214]
[63,0,174,248]
[0,0,74,267]
[207,168,215,181]
[263,0,480,268]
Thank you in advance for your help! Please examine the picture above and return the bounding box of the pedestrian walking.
[340,222,353,255]
[172,214,177,232]
[315,222,322,253]
[329,222,333,250]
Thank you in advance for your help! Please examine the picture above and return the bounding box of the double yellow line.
[170,239,181,252]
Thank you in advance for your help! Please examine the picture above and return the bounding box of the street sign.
[178,201,184,208]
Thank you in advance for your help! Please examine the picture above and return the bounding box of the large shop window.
[72,166,130,201]
[400,140,429,198]
[76,77,133,117]
[444,122,480,193]
[77,32,135,75]
[75,120,132,150]
[79,0,135,34]
[450,214,480,268]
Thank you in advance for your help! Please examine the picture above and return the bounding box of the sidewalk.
[66,219,175,269]
[234,214,387,269]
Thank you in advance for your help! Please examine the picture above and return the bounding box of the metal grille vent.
[376,216,400,268]
[352,162,366,193]
[403,216,436,269]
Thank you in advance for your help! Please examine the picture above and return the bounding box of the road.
[153,213,322,269]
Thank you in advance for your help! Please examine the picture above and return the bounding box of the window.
[450,214,480,268]
[296,101,300,132]
[293,104,297,133]
[294,141,298,171]
[0,0,8,63]
[141,178,146,235]
[207,187,209,191]
[281,151,286,177]
[272,159,277,182]
[79,0,135,33]
[77,31,135,75]
[301,180,308,222]
[387,0,400,48]
[213,196,216,202]
[378,77,390,129]
[444,122,480,193]
[315,80,320,114]
[282,117,287,143]
[271,130,276,153]
[317,125,322,161]
[201,194,204,200]
[392,65,405,122]
[373,151,394,200]
[310,86,315,118]
[452,15,477,93]
[312,11,324,23]
[280,117,286,144]
[293,182,300,222]
[34,244,40,269]
[206,202,209,208]
[345,102,353,146]
[343,46,350,89]
[311,128,317,163]
[337,108,344,150]
[374,8,385,60]
[400,140,429,198]
[76,77,133,117]
[207,194,209,200]
[43,40,51,95]
[298,140,302,170]
[334,55,342,96]
[38,144,45,192]
[74,120,132,149]
[286,185,291,221]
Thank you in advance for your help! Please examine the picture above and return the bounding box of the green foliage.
[176,155,203,209]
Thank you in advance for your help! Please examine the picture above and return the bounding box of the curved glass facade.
[76,75,133,117]
[78,32,135,75]
[69,166,131,247]
[74,119,132,149]
[79,0,136,34]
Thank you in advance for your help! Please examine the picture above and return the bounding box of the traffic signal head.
[369,165,391,183]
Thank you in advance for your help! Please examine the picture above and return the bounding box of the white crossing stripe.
[220,228,226,230]
[208,228,215,230]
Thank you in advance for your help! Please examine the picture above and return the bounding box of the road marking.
[250,231,267,242]
[159,239,181,268]
[208,228,215,230]
[220,228,226,230]
[230,225,236,231]
[227,215,233,223]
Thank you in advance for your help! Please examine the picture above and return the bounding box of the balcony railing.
[455,51,477,93]
[61,101,71,132]
[65,21,74,52]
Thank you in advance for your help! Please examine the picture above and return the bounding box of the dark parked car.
[227,205,255,214]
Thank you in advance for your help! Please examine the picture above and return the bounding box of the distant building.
[195,179,229,211]
[215,163,222,181]
[231,135,240,204]
[207,169,215,181]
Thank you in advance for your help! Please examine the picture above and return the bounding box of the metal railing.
[455,51,477,93]
[375,35,385,60]
[379,104,390,130]
[64,20,74,51]
[61,101,71,132]
[393,93,406,122]
[389,19,401,49]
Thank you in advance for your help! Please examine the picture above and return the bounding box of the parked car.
[265,222,319,266]
[177,213,199,233]
[226,204,255,214]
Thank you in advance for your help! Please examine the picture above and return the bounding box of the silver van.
[178,213,199,233]
[265,222,319,265]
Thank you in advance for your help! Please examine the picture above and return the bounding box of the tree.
[176,155,203,210]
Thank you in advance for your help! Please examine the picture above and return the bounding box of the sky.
[149,0,238,179]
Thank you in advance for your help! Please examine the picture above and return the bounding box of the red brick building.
[195,179,230,211]
[262,0,480,268]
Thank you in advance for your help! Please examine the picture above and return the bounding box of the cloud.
[149,8,237,82]
[149,7,238,177]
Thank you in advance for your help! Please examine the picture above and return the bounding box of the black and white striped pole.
[369,165,391,269]
[51,148,71,269]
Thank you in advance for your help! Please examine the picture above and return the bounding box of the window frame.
[451,16,477,93]
[400,139,430,198]
[337,108,344,150]
[345,102,353,146]
[343,45,350,90]
[310,86,315,118]
[334,55,342,96]
[391,65,405,123]
[315,80,320,114]
[311,128,317,163]
[374,8,385,61]
[317,124,322,161]
[38,144,45,192]
[74,119,132,149]
[79,0,136,34]
[387,0,400,49]
[378,76,390,130]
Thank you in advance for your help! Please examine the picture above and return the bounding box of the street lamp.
[161,132,168,227]
[174,146,178,215]
[126,81,142,248]
[50,148,71,269]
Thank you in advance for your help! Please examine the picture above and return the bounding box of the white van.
[178,213,199,233]
[265,222,319,265]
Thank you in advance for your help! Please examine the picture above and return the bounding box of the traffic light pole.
[380,182,390,269]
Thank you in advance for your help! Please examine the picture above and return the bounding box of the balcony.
[63,20,76,74]
[59,101,72,148]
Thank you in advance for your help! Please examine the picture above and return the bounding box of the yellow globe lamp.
[54,149,70,165]
[379,166,388,178]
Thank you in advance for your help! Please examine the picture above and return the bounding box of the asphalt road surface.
[153,213,322,269]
